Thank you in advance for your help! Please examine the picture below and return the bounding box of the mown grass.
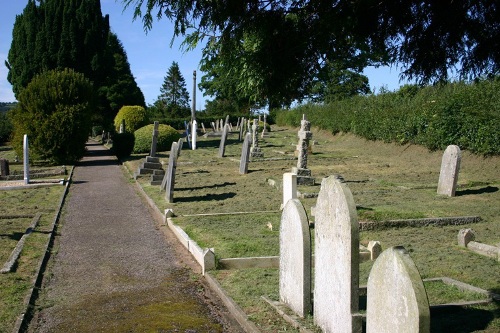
[0,149,66,333]
[123,125,500,332]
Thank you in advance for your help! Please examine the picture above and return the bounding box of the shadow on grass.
[456,186,499,196]
[429,304,497,333]
[174,192,237,203]
[176,182,236,191]
[0,232,24,240]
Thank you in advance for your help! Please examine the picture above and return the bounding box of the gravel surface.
[28,142,242,332]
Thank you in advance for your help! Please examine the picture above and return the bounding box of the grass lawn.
[125,125,500,332]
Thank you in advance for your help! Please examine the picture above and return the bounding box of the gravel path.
[28,142,241,332]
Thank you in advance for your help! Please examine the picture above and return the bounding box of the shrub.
[133,123,180,154]
[114,105,148,133]
[0,113,12,143]
[112,132,135,159]
[9,68,95,164]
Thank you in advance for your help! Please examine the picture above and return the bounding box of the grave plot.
[0,216,35,267]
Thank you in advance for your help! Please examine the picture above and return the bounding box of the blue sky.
[0,1,408,108]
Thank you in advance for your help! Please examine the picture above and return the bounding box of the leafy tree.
[6,0,144,128]
[123,0,500,105]
[9,69,95,164]
[154,61,190,118]
[114,105,148,133]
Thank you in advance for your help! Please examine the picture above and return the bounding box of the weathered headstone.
[314,175,361,333]
[250,119,264,158]
[458,228,476,247]
[162,142,179,203]
[239,117,246,141]
[367,240,382,261]
[23,134,29,185]
[225,114,230,126]
[211,121,216,132]
[177,138,183,157]
[279,198,312,317]
[149,121,160,157]
[0,159,9,177]
[282,172,297,209]
[184,121,192,149]
[191,120,197,150]
[261,114,269,138]
[292,115,314,185]
[239,133,252,174]
[218,124,230,158]
[437,145,461,197]
[366,246,430,333]
[201,122,206,133]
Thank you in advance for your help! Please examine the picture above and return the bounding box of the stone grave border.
[11,166,73,333]
[0,179,66,191]
[1,213,41,273]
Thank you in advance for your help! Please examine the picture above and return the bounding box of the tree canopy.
[152,61,191,118]
[123,0,500,107]
[6,0,145,128]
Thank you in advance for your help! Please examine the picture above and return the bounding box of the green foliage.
[133,123,180,153]
[0,113,13,143]
[114,106,148,133]
[275,80,500,155]
[153,62,191,118]
[112,132,135,159]
[10,68,95,164]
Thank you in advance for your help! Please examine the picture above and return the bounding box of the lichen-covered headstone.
[366,246,430,333]
[239,133,252,174]
[279,199,312,317]
[314,175,361,333]
[437,145,461,196]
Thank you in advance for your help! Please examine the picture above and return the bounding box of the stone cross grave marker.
[437,144,461,197]
[366,246,430,333]
[218,124,230,158]
[282,172,297,209]
[279,198,312,317]
[292,114,314,185]
[23,134,30,185]
[314,175,361,333]
[163,142,179,203]
[250,119,264,158]
[239,133,252,174]
[149,121,160,157]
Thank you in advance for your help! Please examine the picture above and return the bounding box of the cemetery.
[122,120,500,332]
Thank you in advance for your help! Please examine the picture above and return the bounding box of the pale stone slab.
[314,175,361,333]
[282,172,297,209]
[366,246,430,333]
[239,133,251,174]
[23,134,29,185]
[279,199,312,317]
[191,120,197,150]
[437,145,461,196]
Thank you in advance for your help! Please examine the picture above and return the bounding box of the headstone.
[149,121,160,157]
[261,114,269,138]
[239,133,252,174]
[458,228,476,247]
[119,119,126,133]
[314,175,361,333]
[279,199,312,317]
[184,121,192,149]
[219,119,224,131]
[191,120,197,150]
[250,119,264,158]
[23,134,29,185]
[236,117,241,130]
[367,240,382,261]
[211,121,216,132]
[177,138,183,157]
[239,117,246,141]
[201,122,206,133]
[218,124,230,158]
[366,246,430,333]
[225,115,230,126]
[282,172,297,209]
[291,115,314,185]
[162,142,179,203]
[437,145,461,197]
[0,159,9,177]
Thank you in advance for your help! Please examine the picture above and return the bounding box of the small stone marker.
[23,134,29,185]
[279,199,312,317]
[211,121,216,132]
[292,115,314,185]
[437,145,461,197]
[149,121,160,157]
[239,133,252,174]
[0,159,9,177]
[201,122,206,133]
[366,246,430,333]
[239,117,246,141]
[191,120,197,150]
[314,175,361,333]
[176,138,183,157]
[458,228,476,247]
[282,172,297,209]
[161,142,179,203]
[367,240,382,261]
[250,119,264,158]
[218,124,230,158]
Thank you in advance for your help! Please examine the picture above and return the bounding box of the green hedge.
[114,105,148,133]
[133,123,180,154]
[275,80,500,155]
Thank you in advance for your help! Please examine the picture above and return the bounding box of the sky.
[0,1,409,108]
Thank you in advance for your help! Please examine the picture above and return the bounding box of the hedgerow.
[133,123,180,154]
[275,80,500,155]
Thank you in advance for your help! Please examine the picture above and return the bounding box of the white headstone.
[314,175,361,333]
[437,145,461,196]
[279,199,312,317]
[23,134,29,185]
[191,120,197,150]
[366,246,430,333]
[282,172,297,209]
